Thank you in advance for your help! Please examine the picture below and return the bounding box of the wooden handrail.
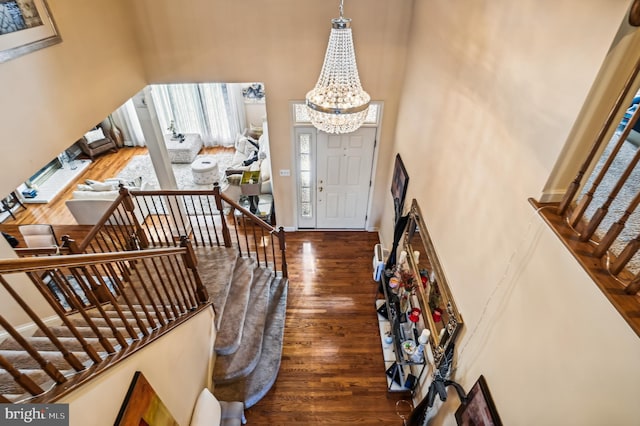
[0,248,187,273]
[130,186,279,235]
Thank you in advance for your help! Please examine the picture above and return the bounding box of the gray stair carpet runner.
[214,258,258,355]
[213,266,272,382]
[214,276,288,408]
[193,246,239,328]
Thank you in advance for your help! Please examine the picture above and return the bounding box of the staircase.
[0,246,212,403]
[195,247,288,408]
[0,186,288,406]
[0,303,162,402]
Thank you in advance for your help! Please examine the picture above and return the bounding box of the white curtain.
[111,99,145,146]
[151,83,245,147]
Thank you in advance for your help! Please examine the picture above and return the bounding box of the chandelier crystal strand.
[305,1,370,134]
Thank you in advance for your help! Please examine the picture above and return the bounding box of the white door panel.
[316,127,376,229]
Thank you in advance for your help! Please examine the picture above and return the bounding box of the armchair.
[75,119,118,160]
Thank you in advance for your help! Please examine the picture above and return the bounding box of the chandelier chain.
[305,0,369,134]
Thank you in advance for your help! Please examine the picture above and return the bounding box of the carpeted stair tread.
[213,268,272,381]
[0,350,92,371]
[213,257,244,329]
[68,316,148,330]
[32,326,112,339]
[214,277,288,408]
[0,368,73,394]
[214,258,259,355]
[81,307,161,318]
[193,246,239,325]
[2,393,29,403]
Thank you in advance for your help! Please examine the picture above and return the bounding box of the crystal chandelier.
[305,0,370,134]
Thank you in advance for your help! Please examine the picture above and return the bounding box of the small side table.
[235,194,274,225]
[0,191,25,220]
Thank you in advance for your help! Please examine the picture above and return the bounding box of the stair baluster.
[139,258,176,321]
[0,276,85,371]
[103,263,152,336]
[167,252,197,309]
[0,356,44,396]
[260,227,268,269]
[68,268,129,349]
[150,256,183,316]
[213,184,232,247]
[180,237,209,305]
[129,260,168,326]
[50,270,116,354]
[27,272,103,364]
[87,265,139,340]
[277,227,288,279]
[0,314,67,385]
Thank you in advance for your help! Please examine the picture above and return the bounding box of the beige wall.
[3,0,640,423]
[60,307,216,426]
[384,0,640,424]
[130,0,414,228]
[0,0,145,195]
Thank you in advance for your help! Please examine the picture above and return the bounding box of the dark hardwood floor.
[247,231,409,425]
[0,148,409,424]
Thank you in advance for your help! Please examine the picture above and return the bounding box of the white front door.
[315,127,376,228]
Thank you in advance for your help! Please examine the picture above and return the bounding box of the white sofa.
[65,178,150,225]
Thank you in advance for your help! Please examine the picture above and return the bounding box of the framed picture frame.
[391,154,409,223]
[455,375,502,426]
[114,371,179,426]
[0,0,61,64]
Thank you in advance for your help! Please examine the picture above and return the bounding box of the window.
[295,128,316,228]
[151,83,246,147]
[293,103,379,125]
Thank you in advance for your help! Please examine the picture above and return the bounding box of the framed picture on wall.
[0,0,61,63]
[391,154,409,223]
[114,371,179,426]
[455,375,502,426]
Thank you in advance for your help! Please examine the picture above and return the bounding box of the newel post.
[61,235,80,254]
[277,227,288,279]
[213,183,232,247]
[119,186,149,249]
[180,237,209,304]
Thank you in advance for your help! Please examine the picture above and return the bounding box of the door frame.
[290,101,384,230]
